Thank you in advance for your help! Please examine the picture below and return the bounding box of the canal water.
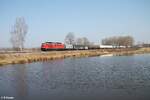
[0,54,150,100]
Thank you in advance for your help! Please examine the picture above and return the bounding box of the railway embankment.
[0,48,150,66]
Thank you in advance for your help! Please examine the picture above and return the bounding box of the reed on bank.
[0,48,150,66]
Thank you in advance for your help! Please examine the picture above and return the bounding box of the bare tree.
[10,17,28,51]
[82,37,90,46]
[122,36,134,47]
[102,37,114,45]
[76,37,90,45]
[64,32,75,45]
[76,38,83,45]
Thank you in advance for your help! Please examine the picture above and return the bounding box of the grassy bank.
[0,48,150,66]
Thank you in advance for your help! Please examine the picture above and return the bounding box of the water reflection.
[0,54,150,100]
[12,65,28,100]
[0,64,28,100]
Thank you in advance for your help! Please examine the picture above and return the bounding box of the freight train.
[41,42,65,51]
[41,42,126,51]
[41,42,89,51]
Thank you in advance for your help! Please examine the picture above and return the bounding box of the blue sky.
[0,0,150,48]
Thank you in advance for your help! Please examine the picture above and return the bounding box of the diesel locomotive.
[41,42,65,51]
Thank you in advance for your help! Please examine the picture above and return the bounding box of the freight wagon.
[99,45,126,49]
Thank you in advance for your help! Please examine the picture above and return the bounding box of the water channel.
[0,54,150,100]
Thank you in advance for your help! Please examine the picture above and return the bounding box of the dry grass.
[0,48,150,66]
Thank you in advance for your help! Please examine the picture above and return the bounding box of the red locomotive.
[41,42,65,51]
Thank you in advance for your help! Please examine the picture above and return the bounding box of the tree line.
[64,32,134,48]
[101,36,134,47]
[64,32,91,46]
[10,17,135,51]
